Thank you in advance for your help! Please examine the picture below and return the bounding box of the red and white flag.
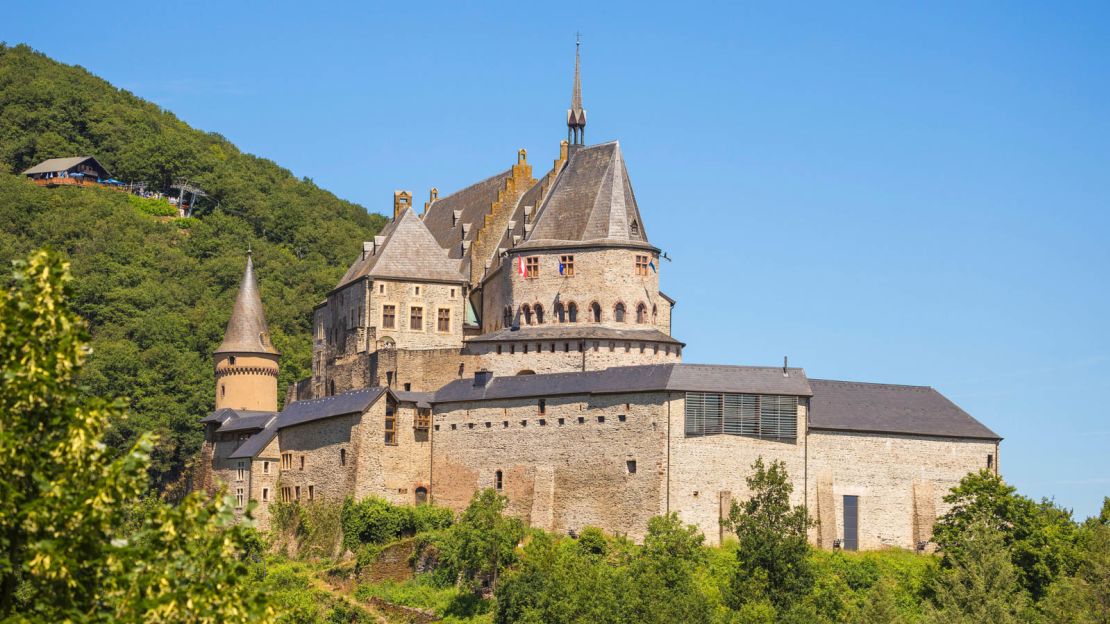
[517,256,526,277]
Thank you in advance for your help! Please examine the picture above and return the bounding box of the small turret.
[214,251,280,412]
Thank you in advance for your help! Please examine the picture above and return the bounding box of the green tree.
[628,513,712,624]
[932,469,1079,600]
[443,489,525,591]
[1040,506,1110,623]
[925,515,1031,624]
[0,250,270,622]
[723,458,813,610]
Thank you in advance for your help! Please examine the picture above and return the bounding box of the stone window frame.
[636,302,648,324]
[262,460,270,474]
[381,303,397,329]
[554,301,565,323]
[521,304,533,326]
[281,453,293,470]
[495,470,504,491]
[524,256,540,279]
[533,303,545,324]
[409,305,424,332]
[635,254,650,276]
[308,485,315,501]
[560,254,575,277]
[339,448,347,466]
[281,486,292,502]
[502,305,513,329]
[384,401,398,445]
[437,308,451,333]
[262,487,269,502]
[589,301,602,323]
[235,487,244,509]
[236,460,246,482]
[613,302,627,323]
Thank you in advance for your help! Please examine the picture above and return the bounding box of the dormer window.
[630,220,640,237]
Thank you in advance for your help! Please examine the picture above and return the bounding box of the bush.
[127,193,178,217]
[341,497,455,552]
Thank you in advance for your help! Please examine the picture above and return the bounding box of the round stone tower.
[214,252,280,411]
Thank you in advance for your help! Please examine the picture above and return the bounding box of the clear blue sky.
[6,1,1109,518]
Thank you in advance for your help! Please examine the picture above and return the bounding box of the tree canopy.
[0,44,388,488]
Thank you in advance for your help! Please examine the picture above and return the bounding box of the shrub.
[341,497,455,552]
[127,193,178,217]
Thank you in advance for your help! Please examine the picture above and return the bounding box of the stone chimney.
[393,190,412,220]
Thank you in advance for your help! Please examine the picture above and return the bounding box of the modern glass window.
[684,392,798,441]
[409,306,423,331]
[382,305,396,329]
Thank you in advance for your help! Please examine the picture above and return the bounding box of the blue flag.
[559,262,565,275]
[649,261,656,273]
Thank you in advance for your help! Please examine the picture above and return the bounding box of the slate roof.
[336,208,465,289]
[393,390,434,409]
[808,379,1000,440]
[524,142,649,247]
[229,419,279,459]
[276,387,387,429]
[22,156,110,177]
[200,407,273,425]
[216,412,276,433]
[422,170,513,259]
[216,255,279,355]
[466,325,683,345]
[434,363,812,403]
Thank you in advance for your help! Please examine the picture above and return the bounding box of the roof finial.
[567,34,586,146]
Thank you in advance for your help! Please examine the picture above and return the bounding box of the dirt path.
[313,571,441,624]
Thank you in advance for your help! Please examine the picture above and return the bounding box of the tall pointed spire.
[215,252,279,355]
[567,34,586,145]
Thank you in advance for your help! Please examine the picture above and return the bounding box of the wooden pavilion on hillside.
[22,156,119,188]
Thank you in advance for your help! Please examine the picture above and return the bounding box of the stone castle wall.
[467,340,680,376]
[430,392,668,540]
[485,247,670,334]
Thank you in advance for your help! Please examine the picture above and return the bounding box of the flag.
[649,260,657,273]
[517,256,526,277]
[558,261,565,275]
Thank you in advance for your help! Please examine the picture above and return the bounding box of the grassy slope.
[0,44,388,486]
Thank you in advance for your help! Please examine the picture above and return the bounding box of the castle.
[201,44,1000,550]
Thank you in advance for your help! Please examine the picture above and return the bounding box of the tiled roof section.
[483,176,547,275]
[392,390,434,409]
[466,325,683,345]
[336,208,465,289]
[200,407,274,424]
[22,156,110,177]
[277,387,387,429]
[216,255,279,355]
[229,419,279,459]
[808,379,1000,440]
[216,412,276,433]
[527,142,648,245]
[422,170,513,259]
[433,363,811,403]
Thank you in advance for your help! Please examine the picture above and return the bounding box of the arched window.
[652,304,658,323]
[503,305,513,328]
[630,220,640,237]
[516,369,536,375]
[636,303,647,323]
[415,486,428,505]
[554,302,565,323]
[534,303,544,324]
[568,302,578,323]
[340,448,347,466]
[522,304,533,325]
[614,303,626,323]
[590,302,602,323]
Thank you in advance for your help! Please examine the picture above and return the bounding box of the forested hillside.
[0,44,388,487]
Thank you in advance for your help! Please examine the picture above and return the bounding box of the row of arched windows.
[502,301,657,328]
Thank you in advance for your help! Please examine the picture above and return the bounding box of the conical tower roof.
[215,253,279,355]
[567,38,586,130]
